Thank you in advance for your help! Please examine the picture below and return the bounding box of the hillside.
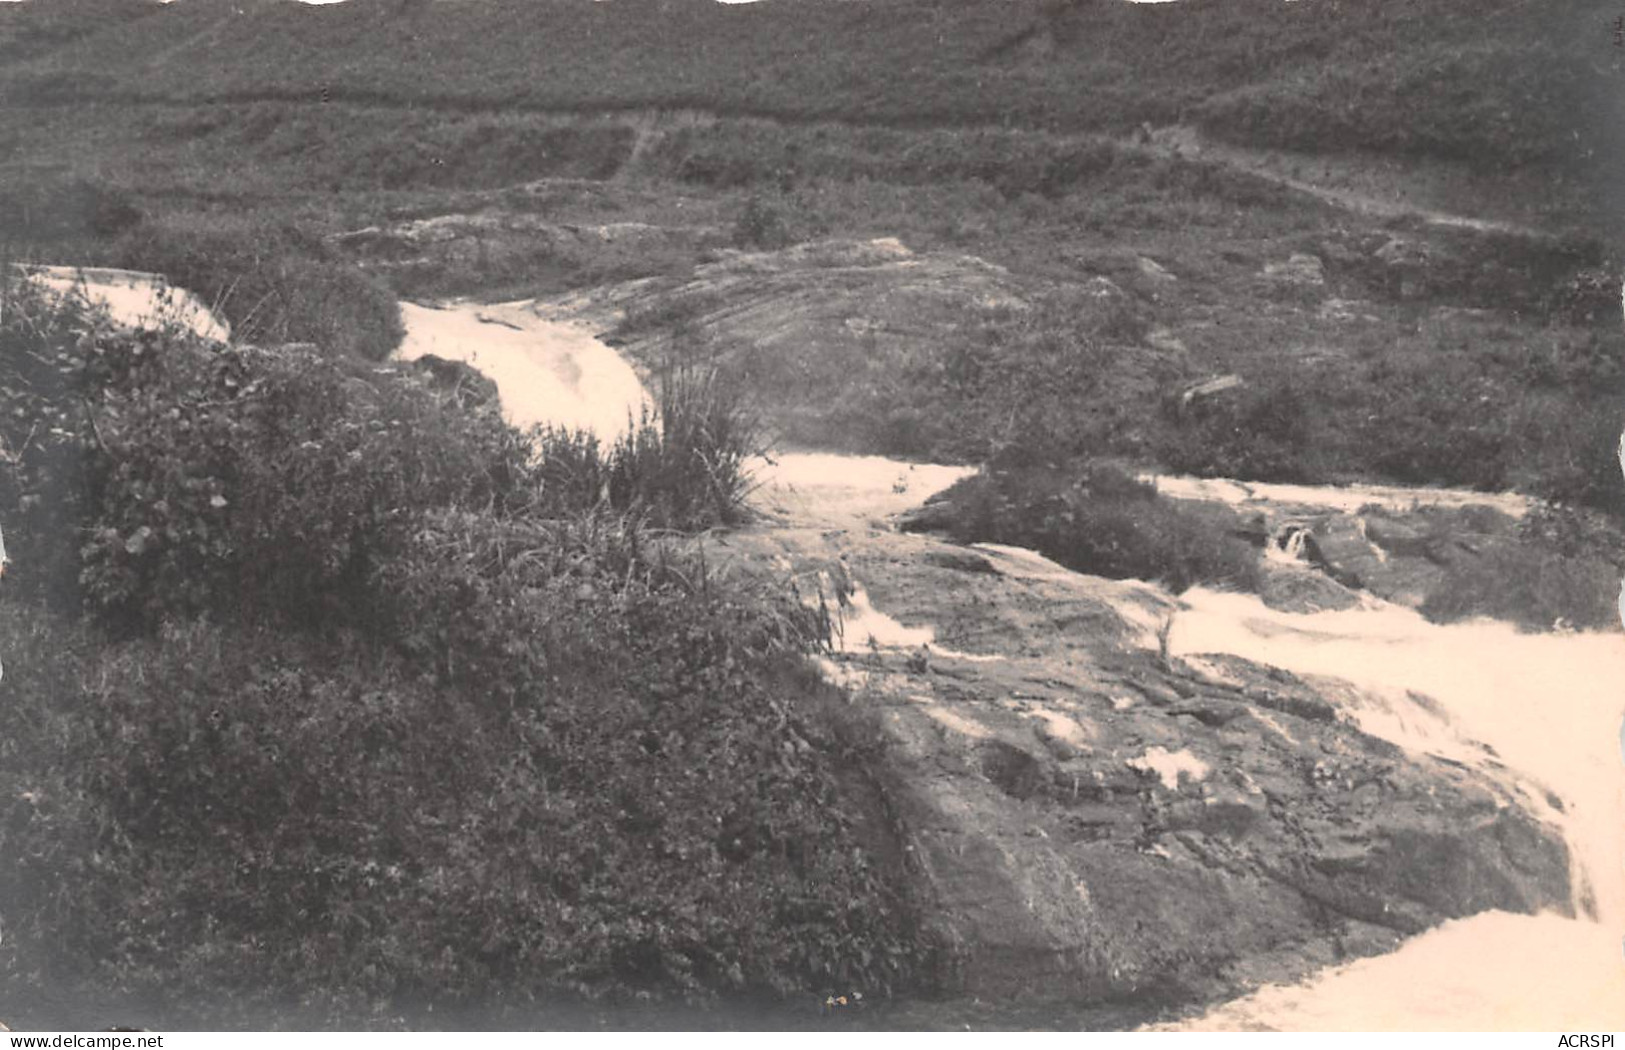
[0,0,1614,208]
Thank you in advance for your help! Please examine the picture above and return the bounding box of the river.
[393,297,1625,1031]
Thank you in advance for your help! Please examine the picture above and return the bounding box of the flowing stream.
[396,299,651,440]
[14,265,230,342]
[395,299,1625,1030]
[1161,591,1625,1030]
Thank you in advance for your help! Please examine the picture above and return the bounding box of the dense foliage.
[0,175,404,362]
[0,282,519,629]
[0,286,924,1027]
[1419,541,1621,633]
[921,462,1261,595]
[113,218,405,362]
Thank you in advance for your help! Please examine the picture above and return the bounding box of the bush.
[113,218,403,361]
[0,577,919,1025]
[1419,544,1620,632]
[0,281,926,1027]
[732,195,794,250]
[1162,378,1323,485]
[925,462,1261,594]
[0,283,530,630]
[1521,399,1625,519]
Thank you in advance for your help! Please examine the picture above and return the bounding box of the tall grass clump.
[0,284,925,1027]
[534,363,762,532]
[609,364,761,531]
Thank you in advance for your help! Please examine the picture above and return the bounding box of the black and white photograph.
[0,0,1620,1033]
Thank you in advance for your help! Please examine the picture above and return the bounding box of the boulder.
[1137,257,1177,283]
[1263,253,1325,287]
[1374,237,1429,269]
[1307,515,1454,606]
[1372,237,1432,299]
[726,522,1573,1008]
[1083,275,1129,302]
[1144,326,1188,354]
[1258,561,1365,614]
[1179,374,1245,411]
[1318,298,1379,323]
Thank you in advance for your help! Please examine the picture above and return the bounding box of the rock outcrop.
[554,236,1029,348]
[1263,253,1325,287]
[330,212,726,284]
[539,237,1036,446]
[723,466,1574,1010]
[1141,475,1545,614]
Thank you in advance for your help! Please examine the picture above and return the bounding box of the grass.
[0,0,1605,194]
[532,361,764,532]
[110,216,405,360]
[0,176,404,361]
[0,281,929,1028]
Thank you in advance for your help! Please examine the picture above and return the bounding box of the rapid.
[392,297,1625,1030]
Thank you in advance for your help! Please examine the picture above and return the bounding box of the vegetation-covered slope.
[0,0,1612,183]
[0,280,927,1028]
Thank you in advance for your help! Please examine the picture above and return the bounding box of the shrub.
[924,462,1261,594]
[732,195,794,250]
[828,291,1150,463]
[1419,544,1620,632]
[113,218,404,361]
[0,284,530,631]
[0,576,920,1025]
[0,282,926,1027]
[1521,399,1625,519]
[1161,378,1323,485]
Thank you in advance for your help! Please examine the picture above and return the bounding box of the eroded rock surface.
[1153,480,1529,612]
[548,236,1030,370]
[331,212,726,284]
[721,465,1573,1007]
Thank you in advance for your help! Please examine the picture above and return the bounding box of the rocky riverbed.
[390,294,1623,1029]
[24,262,1619,1029]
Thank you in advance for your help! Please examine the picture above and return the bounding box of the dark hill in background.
[0,0,1613,224]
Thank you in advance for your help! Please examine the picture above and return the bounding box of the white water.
[1147,472,1533,519]
[390,295,1625,1029]
[749,452,975,528]
[1162,589,1625,1029]
[396,299,651,441]
[18,265,230,343]
[1170,591,1625,925]
[1158,911,1625,1031]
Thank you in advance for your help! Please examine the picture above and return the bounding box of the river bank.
[393,297,1625,1030]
